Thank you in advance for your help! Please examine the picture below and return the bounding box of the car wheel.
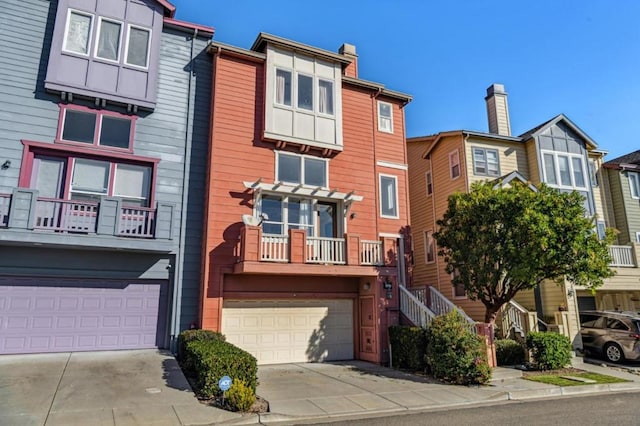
[604,342,625,363]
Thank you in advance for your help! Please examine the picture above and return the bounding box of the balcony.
[609,245,637,268]
[235,225,397,276]
[0,189,174,252]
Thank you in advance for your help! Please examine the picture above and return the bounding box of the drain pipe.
[170,27,199,352]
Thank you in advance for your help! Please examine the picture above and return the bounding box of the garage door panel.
[0,278,168,354]
[222,299,354,365]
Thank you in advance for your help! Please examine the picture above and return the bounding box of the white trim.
[296,72,315,111]
[425,170,433,196]
[94,16,123,63]
[376,160,408,171]
[274,67,293,108]
[377,101,393,133]
[62,9,94,56]
[123,23,152,69]
[635,232,640,243]
[471,146,500,177]
[541,150,588,190]
[378,173,399,219]
[317,77,335,117]
[379,232,402,238]
[449,149,460,180]
[628,172,640,199]
[243,181,362,202]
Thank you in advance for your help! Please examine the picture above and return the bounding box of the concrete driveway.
[0,350,241,426]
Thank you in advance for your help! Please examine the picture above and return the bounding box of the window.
[424,230,435,263]
[318,80,334,115]
[452,270,465,298]
[63,10,93,55]
[96,18,122,62]
[70,159,110,202]
[449,150,460,179]
[596,221,606,240]
[629,172,640,199]
[58,106,134,151]
[472,147,500,176]
[114,164,152,206]
[541,151,587,190]
[636,232,640,243]
[276,152,328,188]
[589,160,598,187]
[258,194,338,238]
[425,171,433,196]
[379,174,398,218]
[297,74,313,110]
[275,69,292,106]
[125,25,151,68]
[378,101,393,133]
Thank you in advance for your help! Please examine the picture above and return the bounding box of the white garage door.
[222,299,354,365]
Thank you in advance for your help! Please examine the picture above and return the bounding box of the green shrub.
[425,311,492,385]
[227,379,256,412]
[495,339,526,366]
[525,331,572,370]
[186,339,258,398]
[178,329,226,372]
[388,325,427,371]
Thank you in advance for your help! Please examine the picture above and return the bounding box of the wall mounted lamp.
[1,160,10,170]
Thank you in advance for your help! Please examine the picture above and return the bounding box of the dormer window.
[58,105,135,152]
[63,10,93,55]
[95,18,122,62]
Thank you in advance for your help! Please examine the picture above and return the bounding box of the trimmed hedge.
[388,325,427,371]
[186,338,258,399]
[425,311,491,385]
[178,329,226,372]
[526,331,572,370]
[495,339,526,366]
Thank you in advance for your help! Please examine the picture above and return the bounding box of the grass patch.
[524,371,629,387]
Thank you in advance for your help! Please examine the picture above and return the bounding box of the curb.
[507,382,640,400]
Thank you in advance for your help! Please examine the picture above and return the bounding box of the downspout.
[371,88,382,246]
[429,154,440,290]
[170,27,198,351]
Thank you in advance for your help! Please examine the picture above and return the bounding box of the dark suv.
[580,310,640,363]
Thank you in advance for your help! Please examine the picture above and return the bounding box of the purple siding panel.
[0,278,168,354]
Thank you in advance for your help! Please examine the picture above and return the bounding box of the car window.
[633,321,640,333]
[606,318,629,331]
[580,314,603,328]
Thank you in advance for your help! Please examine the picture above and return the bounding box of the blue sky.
[172,0,639,161]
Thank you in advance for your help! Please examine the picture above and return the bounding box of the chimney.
[485,83,511,136]
[339,43,358,78]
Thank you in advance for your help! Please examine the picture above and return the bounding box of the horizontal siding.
[621,171,640,244]
[525,139,541,185]
[465,137,529,185]
[607,170,628,243]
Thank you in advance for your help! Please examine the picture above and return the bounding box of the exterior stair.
[399,285,476,331]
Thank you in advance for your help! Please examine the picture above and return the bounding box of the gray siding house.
[603,150,640,245]
[0,0,212,354]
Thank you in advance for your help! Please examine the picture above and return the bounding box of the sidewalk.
[227,357,640,425]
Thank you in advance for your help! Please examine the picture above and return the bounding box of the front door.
[317,202,337,238]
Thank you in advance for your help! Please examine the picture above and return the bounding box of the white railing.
[429,286,475,326]
[399,285,436,327]
[306,237,346,264]
[34,198,98,233]
[501,300,528,338]
[609,245,635,267]
[409,287,427,306]
[0,193,9,227]
[361,240,383,265]
[119,207,155,238]
[261,234,289,262]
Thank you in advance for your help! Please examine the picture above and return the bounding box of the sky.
[172,0,639,161]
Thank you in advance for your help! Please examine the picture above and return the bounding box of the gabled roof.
[491,171,538,191]
[603,150,640,170]
[518,113,598,149]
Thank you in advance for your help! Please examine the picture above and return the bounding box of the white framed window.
[95,17,122,62]
[425,171,433,196]
[69,158,110,202]
[377,101,393,133]
[275,69,292,106]
[297,73,314,111]
[63,10,93,55]
[276,152,328,188]
[318,79,334,115]
[635,232,640,243]
[541,150,587,190]
[379,174,399,218]
[124,24,151,68]
[472,147,500,176]
[113,164,152,207]
[629,172,640,199]
[589,160,598,187]
[424,230,435,264]
[449,149,460,179]
[258,194,340,238]
[596,221,606,240]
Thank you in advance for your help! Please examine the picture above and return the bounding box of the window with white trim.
[125,25,151,68]
[425,171,433,196]
[379,174,399,218]
[635,232,640,243]
[449,150,460,179]
[258,194,339,238]
[541,151,587,190]
[589,160,598,187]
[273,68,335,117]
[276,152,328,188]
[472,147,500,177]
[377,101,393,133]
[63,10,93,55]
[629,172,640,199]
[95,17,122,62]
[424,230,435,263]
[596,221,606,240]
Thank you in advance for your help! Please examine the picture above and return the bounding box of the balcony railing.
[35,198,98,233]
[2,189,174,241]
[261,234,289,262]
[609,245,636,267]
[0,193,10,227]
[361,240,383,265]
[306,237,346,264]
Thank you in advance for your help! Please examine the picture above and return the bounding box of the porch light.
[1,160,10,170]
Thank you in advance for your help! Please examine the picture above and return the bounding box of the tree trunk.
[484,305,501,325]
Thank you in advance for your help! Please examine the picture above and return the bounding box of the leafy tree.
[433,180,615,324]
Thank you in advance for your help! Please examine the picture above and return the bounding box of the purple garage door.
[0,277,168,354]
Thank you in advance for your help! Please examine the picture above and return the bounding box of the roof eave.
[251,32,352,65]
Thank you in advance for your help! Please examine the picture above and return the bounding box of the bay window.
[63,10,92,55]
[541,151,587,190]
[125,25,151,68]
[273,68,335,116]
[275,69,292,106]
[96,18,122,62]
